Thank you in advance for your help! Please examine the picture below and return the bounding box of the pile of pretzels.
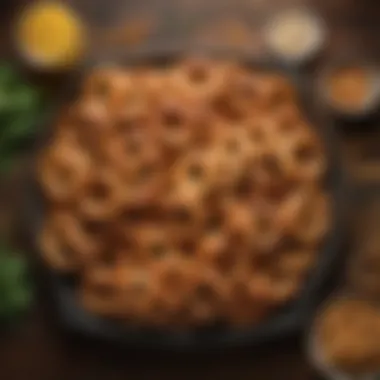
[37,57,330,328]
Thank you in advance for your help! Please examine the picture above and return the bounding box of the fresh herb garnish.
[0,244,32,320]
[0,63,45,173]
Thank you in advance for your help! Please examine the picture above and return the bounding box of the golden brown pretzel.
[186,267,227,324]
[215,70,265,120]
[248,198,284,253]
[112,70,161,138]
[164,150,220,215]
[152,257,199,315]
[79,169,125,220]
[223,198,256,247]
[271,188,329,249]
[212,127,258,187]
[197,233,232,273]
[81,264,158,320]
[154,93,208,153]
[275,249,317,280]
[275,187,308,231]
[247,269,301,305]
[69,97,111,134]
[39,210,99,272]
[296,191,331,245]
[245,114,277,147]
[247,119,308,188]
[103,128,160,174]
[81,66,135,115]
[132,224,172,262]
[39,218,78,272]
[275,128,326,182]
[122,159,166,207]
[197,236,222,265]
[169,58,238,102]
[38,132,92,203]
[224,275,272,326]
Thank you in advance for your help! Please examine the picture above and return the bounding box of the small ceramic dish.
[13,1,88,72]
[318,62,380,121]
[308,294,380,380]
[263,7,327,66]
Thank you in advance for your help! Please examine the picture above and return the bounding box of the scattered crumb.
[193,19,258,52]
[99,15,156,47]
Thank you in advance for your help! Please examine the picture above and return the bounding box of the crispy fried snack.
[37,58,329,328]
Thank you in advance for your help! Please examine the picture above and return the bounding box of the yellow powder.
[16,1,86,68]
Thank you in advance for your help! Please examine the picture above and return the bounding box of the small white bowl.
[263,7,327,66]
[13,1,88,72]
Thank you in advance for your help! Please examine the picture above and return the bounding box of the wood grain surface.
[0,0,380,379]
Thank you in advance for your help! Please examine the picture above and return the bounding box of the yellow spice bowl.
[14,1,87,71]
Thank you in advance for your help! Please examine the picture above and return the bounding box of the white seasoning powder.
[266,9,325,61]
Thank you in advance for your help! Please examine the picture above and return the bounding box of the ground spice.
[327,67,371,110]
[314,298,380,374]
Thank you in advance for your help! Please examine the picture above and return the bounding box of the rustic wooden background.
[0,0,379,379]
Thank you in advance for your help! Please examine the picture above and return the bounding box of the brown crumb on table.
[99,16,156,47]
[194,19,255,51]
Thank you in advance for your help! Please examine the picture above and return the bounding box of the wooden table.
[0,1,380,379]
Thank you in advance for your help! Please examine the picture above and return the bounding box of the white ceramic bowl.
[263,7,327,66]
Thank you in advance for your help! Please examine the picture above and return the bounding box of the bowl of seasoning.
[263,7,327,66]
[14,1,87,71]
[309,295,380,380]
[319,63,380,120]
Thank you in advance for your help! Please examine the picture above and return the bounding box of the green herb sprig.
[0,63,45,173]
[0,244,32,320]
[0,63,44,320]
